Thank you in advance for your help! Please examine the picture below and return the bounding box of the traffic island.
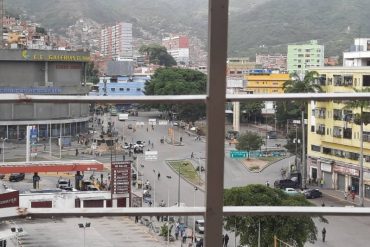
[166,160,204,187]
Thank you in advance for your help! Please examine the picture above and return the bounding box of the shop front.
[320,160,333,189]
[333,165,360,193]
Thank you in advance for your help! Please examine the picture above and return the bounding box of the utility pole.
[301,109,306,189]
[0,0,3,48]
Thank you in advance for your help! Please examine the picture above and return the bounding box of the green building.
[287,40,324,76]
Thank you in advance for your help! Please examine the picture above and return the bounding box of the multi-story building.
[307,67,370,197]
[0,49,91,140]
[91,75,148,97]
[287,40,325,76]
[343,38,370,67]
[244,71,290,114]
[100,22,133,59]
[162,35,189,65]
[256,54,287,71]
[227,57,257,77]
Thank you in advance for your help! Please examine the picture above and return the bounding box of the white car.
[284,188,300,196]
[134,141,145,148]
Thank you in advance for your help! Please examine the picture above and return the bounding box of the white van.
[118,113,129,121]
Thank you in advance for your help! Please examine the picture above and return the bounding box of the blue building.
[90,75,149,96]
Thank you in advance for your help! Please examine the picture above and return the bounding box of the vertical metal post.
[2,139,5,163]
[49,123,52,157]
[258,220,261,247]
[360,115,364,206]
[178,165,181,207]
[302,109,306,188]
[26,126,30,162]
[59,123,62,159]
[167,186,170,246]
[205,0,229,246]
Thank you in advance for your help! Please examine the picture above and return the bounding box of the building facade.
[91,75,149,97]
[244,72,290,94]
[256,53,287,71]
[162,35,190,65]
[100,22,133,58]
[287,40,324,76]
[227,57,257,77]
[0,49,91,140]
[307,67,370,197]
[343,38,370,67]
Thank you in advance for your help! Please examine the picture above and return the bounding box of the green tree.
[144,67,206,122]
[283,71,323,187]
[86,61,100,84]
[240,101,264,123]
[224,185,327,247]
[139,44,177,67]
[236,131,263,158]
[343,87,370,206]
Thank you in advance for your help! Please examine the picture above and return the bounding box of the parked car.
[274,179,299,189]
[9,173,25,182]
[134,141,145,148]
[283,188,300,196]
[195,219,205,234]
[57,179,69,189]
[303,189,322,199]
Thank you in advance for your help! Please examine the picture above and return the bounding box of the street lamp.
[177,162,188,207]
[193,187,198,243]
[78,222,91,247]
[152,169,157,206]
[1,137,7,163]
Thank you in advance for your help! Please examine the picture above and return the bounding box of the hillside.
[7,0,370,57]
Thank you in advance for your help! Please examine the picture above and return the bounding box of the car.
[283,188,300,196]
[195,219,205,234]
[57,179,69,189]
[122,142,130,149]
[134,141,145,148]
[173,121,179,126]
[303,189,322,199]
[9,173,25,182]
[274,179,299,189]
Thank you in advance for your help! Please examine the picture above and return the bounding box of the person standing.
[75,148,79,156]
[322,227,326,242]
[224,233,229,247]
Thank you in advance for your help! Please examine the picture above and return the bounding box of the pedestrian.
[322,227,326,242]
[351,191,355,202]
[146,127,149,132]
[180,136,183,142]
[157,172,161,180]
[224,233,229,247]
[148,140,151,145]
[175,226,179,240]
[182,232,187,243]
[191,152,194,159]
[135,216,139,223]
[149,201,152,207]
[75,148,79,156]
[320,178,324,188]
[43,144,46,151]
[321,201,325,207]
[265,181,270,187]
[344,191,348,200]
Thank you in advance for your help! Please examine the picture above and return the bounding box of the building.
[227,57,257,77]
[324,56,340,66]
[256,53,287,71]
[307,67,370,197]
[343,38,370,67]
[244,71,290,94]
[91,75,149,97]
[162,35,190,65]
[0,49,91,140]
[100,22,133,59]
[287,40,325,76]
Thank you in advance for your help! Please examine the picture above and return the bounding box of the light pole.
[177,162,188,207]
[1,137,7,163]
[78,222,91,247]
[193,186,198,243]
[153,169,157,206]
[166,175,172,246]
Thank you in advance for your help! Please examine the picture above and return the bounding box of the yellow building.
[244,73,290,94]
[307,67,370,195]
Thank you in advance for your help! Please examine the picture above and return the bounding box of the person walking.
[322,227,326,242]
[157,172,161,180]
[75,148,79,156]
[191,152,194,159]
[224,233,229,247]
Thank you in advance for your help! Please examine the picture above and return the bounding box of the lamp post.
[166,175,172,246]
[1,137,7,163]
[152,169,157,206]
[177,162,188,207]
[78,222,91,247]
[193,187,198,243]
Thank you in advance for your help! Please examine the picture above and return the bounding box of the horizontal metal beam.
[6,206,370,219]
[0,93,369,104]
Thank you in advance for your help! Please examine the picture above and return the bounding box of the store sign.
[0,87,62,94]
[21,50,90,62]
[111,161,131,198]
[333,165,359,176]
[320,162,332,172]
[0,191,19,208]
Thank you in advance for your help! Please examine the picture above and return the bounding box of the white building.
[162,35,190,65]
[343,38,370,67]
[100,22,133,58]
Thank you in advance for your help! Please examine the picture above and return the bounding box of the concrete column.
[112,199,117,208]
[103,200,107,208]
[45,61,48,84]
[233,101,240,132]
[80,200,84,208]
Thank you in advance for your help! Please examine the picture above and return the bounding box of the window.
[363,75,370,86]
[137,88,141,91]
[126,88,130,91]
[311,145,320,152]
[119,88,124,91]
[311,125,315,132]
[343,128,352,139]
[111,88,116,92]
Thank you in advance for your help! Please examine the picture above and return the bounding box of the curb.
[165,159,205,192]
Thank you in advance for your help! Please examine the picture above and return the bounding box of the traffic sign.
[230,150,247,159]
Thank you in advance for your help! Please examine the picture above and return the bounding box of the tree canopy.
[224,185,326,247]
[240,101,264,123]
[144,67,207,122]
[139,44,177,67]
[236,131,263,158]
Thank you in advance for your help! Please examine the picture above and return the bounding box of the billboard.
[227,78,244,88]
[111,161,131,199]
[0,191,19,208]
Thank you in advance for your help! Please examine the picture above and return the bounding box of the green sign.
[230,150,247,159]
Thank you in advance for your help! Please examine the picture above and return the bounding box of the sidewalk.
[315,186,370,207]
